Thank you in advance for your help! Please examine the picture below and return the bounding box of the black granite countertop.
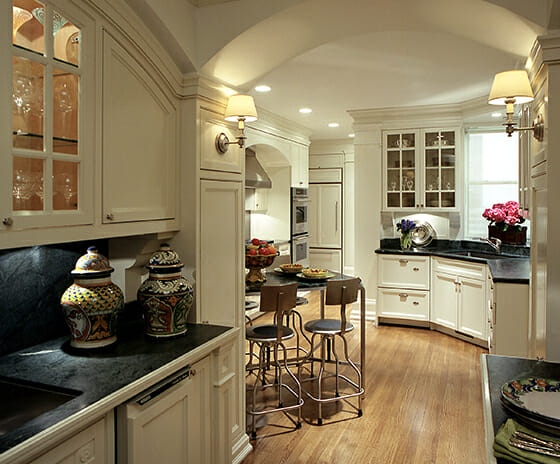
[483,354,560,463]
[375,239,530,284]
[0,321,232,455]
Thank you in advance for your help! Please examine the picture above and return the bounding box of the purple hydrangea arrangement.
[396,219,416,250]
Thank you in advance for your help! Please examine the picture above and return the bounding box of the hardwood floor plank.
[242,291,487,463]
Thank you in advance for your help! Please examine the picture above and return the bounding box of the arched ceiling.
[126,0,553,139]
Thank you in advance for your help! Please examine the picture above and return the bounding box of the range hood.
[245,148,272,189]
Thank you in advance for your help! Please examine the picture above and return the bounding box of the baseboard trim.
[232,433,253,464]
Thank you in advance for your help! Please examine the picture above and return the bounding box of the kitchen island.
[0,319,237,463]
[481,354,560,464]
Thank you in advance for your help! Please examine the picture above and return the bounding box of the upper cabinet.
[2,0,95,230]
[383,128,461,211]
[102,32,177,223]
[1,0,180,247]
[291,143,308,188]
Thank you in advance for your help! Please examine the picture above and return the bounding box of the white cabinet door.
[309,248,342,272]
[431,271,457,330]
[30,416,112,464]
[456,276,486,339]
[199,179,244,327]
[102,32,177,224]
[378,254,430,290]
[378,288,430,321]
[117,358,211,464]
[309,184,341,248]
[291,144,308,187]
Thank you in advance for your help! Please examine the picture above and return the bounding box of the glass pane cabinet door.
[424,130,456,209]
[10,0,83,223]
[386,132,416,208]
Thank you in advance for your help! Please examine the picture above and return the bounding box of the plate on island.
[501,378,560,424]
[296,272,335,281]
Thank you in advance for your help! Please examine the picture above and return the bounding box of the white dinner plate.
[501,378,560,424]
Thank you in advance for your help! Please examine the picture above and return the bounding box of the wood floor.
[242,291,488,464]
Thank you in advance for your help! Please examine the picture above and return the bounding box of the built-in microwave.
[291,187,309,236]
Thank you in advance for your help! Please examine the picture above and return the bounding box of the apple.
[258,247,269,255]
[251,238,260,246]
[248,249,257,256]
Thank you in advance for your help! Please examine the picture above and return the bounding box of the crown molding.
[248,107,311,146]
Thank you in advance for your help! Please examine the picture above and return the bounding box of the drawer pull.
[413,267,419,271]
[413,301,419,306]
[399,293,408,298]
[399,259,409,264]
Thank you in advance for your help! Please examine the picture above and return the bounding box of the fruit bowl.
[302,268,328,279]
[245,253,276,283]
[279,263,303,274]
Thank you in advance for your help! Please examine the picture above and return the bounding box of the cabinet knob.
[398,259,408,264]
[413,301,419,306]
[190,369,196,376]
[413,267,419,271]
[106,213,114,221]
[398,293,408,298]
[2,217,13,226]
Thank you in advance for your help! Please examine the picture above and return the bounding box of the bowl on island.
[279,263,303,274]
[302,268,328,279]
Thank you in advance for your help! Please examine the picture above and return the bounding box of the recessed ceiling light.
[255,85,271,92]
[491,112,502,118]
[299,108,312,114]
[348,133,355,138]
[328,122,339,128]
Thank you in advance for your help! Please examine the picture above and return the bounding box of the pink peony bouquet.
[482,201,525,231]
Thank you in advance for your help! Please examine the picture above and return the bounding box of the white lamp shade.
[488,70,534,105]
[224,95,258,122]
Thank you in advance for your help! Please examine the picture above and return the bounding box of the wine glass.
[55,80,73,138]
[12,72,33,133]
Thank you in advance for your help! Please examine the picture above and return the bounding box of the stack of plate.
[501,377,560,436]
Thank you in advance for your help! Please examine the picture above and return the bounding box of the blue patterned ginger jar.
[138,244,193,338]
[60,247,124,348]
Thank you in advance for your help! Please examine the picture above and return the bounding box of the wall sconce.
[488,70,544,141]
[215,95,258,153]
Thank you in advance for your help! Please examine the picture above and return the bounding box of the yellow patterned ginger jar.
[61,247,123,348]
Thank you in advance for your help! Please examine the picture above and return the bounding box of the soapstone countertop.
[375,240,530,284]
[0,321,234,460]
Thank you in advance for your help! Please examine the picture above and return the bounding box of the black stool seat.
[246,324,295,342]
[245,300,259,310]
[296,296,308,306]
[304,318,354,335]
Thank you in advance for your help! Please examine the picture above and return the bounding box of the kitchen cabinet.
[309,168,342,271]
[102,31,177,224]
[491,282,529,357]
[117,359,211,464]
[245,188,268,211]
[383,128,460,211]
[377,254,430,322]
[431,257,487,343]
[30,414,113,464]
[290,143,309,188]
[2,0,95,231]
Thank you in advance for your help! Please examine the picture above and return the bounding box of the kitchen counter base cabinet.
[491,283,529,357]
[431,257,488,346]
[30,414,114,464]
[377,254,430,323]
[117,358,211,464]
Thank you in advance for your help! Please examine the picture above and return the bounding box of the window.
[465,131,519,238]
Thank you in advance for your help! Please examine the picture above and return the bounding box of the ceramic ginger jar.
[138,244,193,338]
[61,247,124,348]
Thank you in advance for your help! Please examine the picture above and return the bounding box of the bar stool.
[298,277,364,425]
[246,283,304,439]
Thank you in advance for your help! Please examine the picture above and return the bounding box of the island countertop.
[0,321,235,462]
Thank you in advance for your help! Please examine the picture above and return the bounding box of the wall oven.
[291,187,309,236]
[291,233,310,266]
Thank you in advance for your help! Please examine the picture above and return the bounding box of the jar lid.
[71,246,114,276]
[147,244,184,272]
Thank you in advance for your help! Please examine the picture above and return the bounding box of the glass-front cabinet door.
[423,130,456,209]
[1,0,93,230]
[385,131,418,209]
[383,128,459,211]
